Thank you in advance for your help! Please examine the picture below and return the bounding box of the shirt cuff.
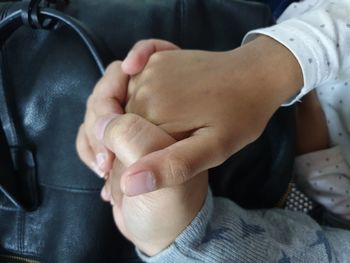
[136,188,213,263]
[242,16,336,106]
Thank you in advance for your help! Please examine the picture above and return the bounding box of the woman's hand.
[98,113,208,256]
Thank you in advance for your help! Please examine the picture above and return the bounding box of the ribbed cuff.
[242,12,338,106]
[136,188,213,263]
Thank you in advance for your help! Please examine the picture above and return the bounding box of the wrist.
[230,35,303,111]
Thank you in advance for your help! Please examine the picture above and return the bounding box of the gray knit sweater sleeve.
[136,189,350,262]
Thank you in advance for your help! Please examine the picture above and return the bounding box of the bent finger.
[120,131,230,196]
[96,113,176,167]
[93,61,128,107]
[122,39,179,75]
[76,124,105,178]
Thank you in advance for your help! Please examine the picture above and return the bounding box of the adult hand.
[99,113,208,256]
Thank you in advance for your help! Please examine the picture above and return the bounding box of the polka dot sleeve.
[294,146,350,220]
[242,0,350,105]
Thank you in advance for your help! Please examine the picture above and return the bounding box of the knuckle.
[127,85,157,119]
[136,39,148,47]
[106,61,122,74]
[128,74,142,96]
[149,52,166,64]
[122,114,148,141]
[107,114,144,142]
[165,151,192,185]
[210,135,231,162]
[134,84,153,103]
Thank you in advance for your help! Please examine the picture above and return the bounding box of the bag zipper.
[0,255,40,263]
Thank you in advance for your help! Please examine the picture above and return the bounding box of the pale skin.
[76,36,304,196]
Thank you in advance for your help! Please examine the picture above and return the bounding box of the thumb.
[120,131,227,196]
[121,39,179,75]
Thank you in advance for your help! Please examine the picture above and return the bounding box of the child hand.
[97,113,208,256]
[79,36,303,197]
[112,36,303,195]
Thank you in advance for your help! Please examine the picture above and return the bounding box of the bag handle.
[0,0,107,73]
[0,0,107,211]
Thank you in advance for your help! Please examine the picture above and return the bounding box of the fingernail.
[95,114,120,141]
[91,161,105,178]
[96,152,107,170]
[123,171,156,196]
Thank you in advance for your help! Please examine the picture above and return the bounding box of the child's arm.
[138,190,350,263]
[99,113,350,263]
[78,0,350,197]
[243,0,350,105]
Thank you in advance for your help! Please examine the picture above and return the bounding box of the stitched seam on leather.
[0,204,17,211]
[0,190,18,210]
[16,212,21,252]
[0,248,41,260]
[39,183,101,193]
[0,3,10,21]
[0,205,17,211]
[21,212,26,253]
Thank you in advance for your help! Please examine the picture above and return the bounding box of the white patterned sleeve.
[242,0,350,105]
[294,146,350,221]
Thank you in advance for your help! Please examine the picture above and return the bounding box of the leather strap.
[0,1,107,210]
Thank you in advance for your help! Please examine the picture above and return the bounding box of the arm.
[97,112,350,263]
[138,189,350,263]
[77,0,350,196]
[115,35,304,196]
[77,36,303,196]
[243,0,350,104]
[122,0,350,193]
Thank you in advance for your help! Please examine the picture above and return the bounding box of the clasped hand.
[96,113,207,256]
[76,37,303,255]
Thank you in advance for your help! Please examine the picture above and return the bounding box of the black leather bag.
[0,0,295,262]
